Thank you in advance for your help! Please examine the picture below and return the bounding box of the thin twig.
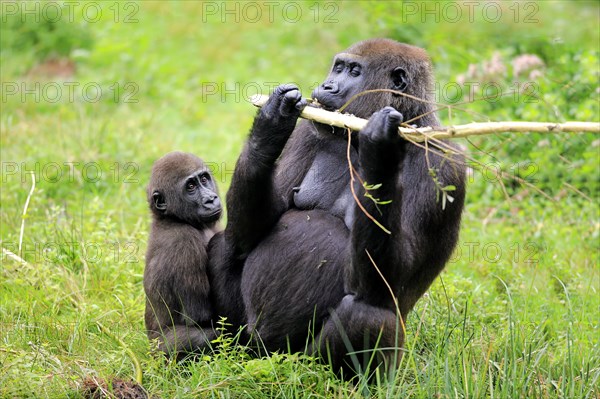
[346,128,391,234]
[19,171,36,255]
[1,245,29,265]
[365,250,401,320]
[563,182,593,202]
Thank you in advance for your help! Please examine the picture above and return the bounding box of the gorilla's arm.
[348,108,466,314]
[224,84,307,256]
[347,108,406,309]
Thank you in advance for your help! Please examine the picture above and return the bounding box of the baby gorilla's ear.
[152,191,167,212]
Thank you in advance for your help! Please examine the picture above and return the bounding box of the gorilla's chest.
[293,139,357,229]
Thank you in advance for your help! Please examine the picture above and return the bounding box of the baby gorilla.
[144,151,221,359]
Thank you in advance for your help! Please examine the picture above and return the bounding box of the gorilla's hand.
[359,107,405,179]
[362,106,403,144]
[259,84,307,126]
[251,84,307,161]
[268,84,306,116]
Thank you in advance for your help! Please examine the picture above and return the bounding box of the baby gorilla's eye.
[186,181,197,192]
[200,175,209,185]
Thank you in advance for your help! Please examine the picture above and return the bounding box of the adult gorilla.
[208,38,466,375]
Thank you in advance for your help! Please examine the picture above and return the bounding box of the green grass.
[1,1,598,397]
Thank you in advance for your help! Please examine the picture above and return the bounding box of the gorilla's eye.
[333,62,344,73]
[200,174,209,185]
[349,65,361,77]
[186,181,197,192]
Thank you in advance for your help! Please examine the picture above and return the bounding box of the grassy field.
[1,1,598,397]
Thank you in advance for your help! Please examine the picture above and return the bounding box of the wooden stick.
[250,94,600,142]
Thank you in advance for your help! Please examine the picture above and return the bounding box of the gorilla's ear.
[152,191,167,212]
[391,67,408,92]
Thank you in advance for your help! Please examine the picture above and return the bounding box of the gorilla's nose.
[202,195,219,208]
[320,81,338,93]
[312,84,338,110]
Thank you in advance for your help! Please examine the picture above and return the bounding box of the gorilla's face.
[149,153,222,228]
[311,52,409,121]
[182,170,222,224]
[311,53,367,113]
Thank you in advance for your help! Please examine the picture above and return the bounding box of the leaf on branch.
[429,168,457,210]
[362,181,393,215]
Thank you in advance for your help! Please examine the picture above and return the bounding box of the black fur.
[209,39,466,376]
[144,151,222,359]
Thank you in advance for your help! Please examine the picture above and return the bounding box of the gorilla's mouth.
[311,96,338,112]
[201,208,222,222]
[316,102,337,112]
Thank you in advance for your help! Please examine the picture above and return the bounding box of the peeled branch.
[250,94,600,142]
